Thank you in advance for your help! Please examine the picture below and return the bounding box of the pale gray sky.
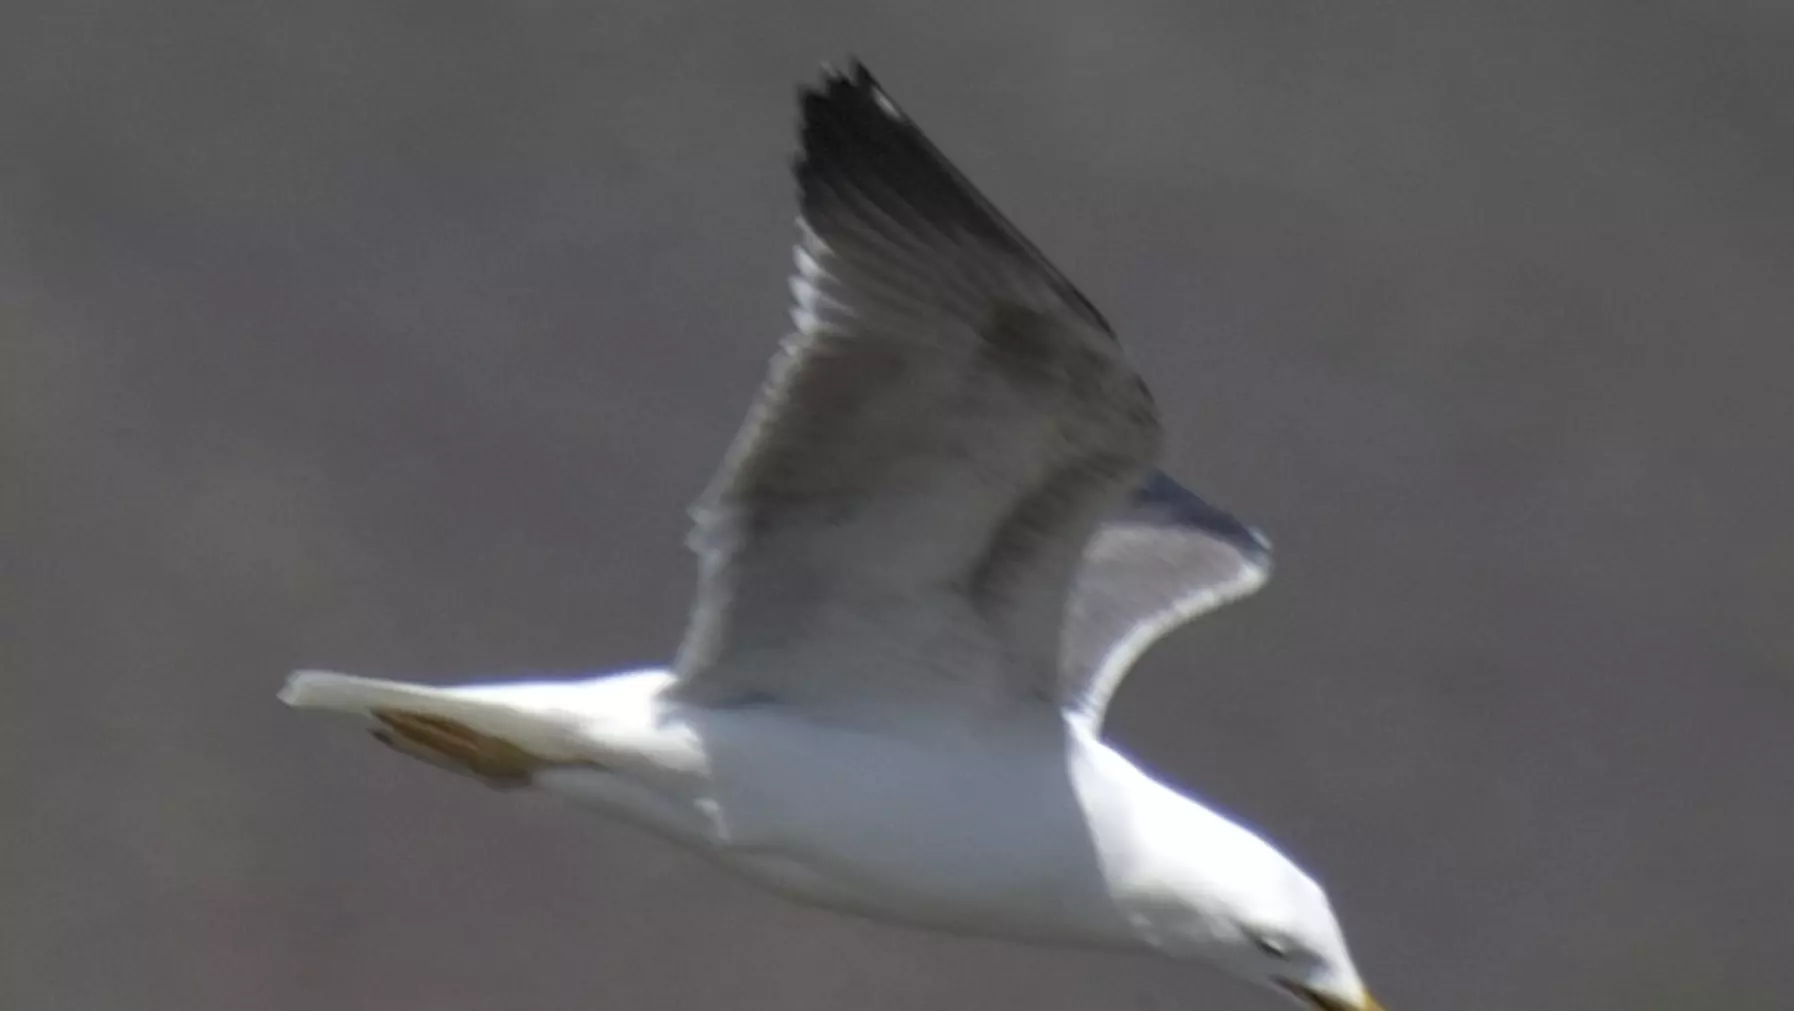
[4,3,1791,1009]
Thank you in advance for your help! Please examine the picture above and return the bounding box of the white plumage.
[283,63,1380,1011]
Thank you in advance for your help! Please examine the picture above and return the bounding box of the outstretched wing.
[1059,470,1272,730]
[670,64,1160,718]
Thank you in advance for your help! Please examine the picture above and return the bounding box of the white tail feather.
[279,670,593,762]
[280,670,452,713]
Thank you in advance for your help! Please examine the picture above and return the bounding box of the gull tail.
[280,670,595,785]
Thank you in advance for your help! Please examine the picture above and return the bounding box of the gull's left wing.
[1058,470,1272,731]
[670,64,1160,720]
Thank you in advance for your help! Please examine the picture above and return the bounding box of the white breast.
[667,705,1140,945]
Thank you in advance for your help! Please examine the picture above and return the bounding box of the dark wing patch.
[797,63,1111,333]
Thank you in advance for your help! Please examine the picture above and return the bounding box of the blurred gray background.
[4,2,1791,1009]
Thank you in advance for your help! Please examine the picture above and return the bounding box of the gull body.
[283,64,1382,1011]
[288,669,1310,951]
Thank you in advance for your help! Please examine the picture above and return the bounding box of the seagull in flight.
[283,62,1384,1011]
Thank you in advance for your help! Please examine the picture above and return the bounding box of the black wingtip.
[792,62,1112,333]
[813,57,877,88]
[1134,470,1273,561]
[798,60,908,162]
[805,58,882,111]
[795,61,990,255]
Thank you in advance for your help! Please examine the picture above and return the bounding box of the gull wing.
[670,64,1160,717]
[1060,470,1272,731]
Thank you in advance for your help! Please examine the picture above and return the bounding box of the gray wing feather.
[672,64,1159,715]
[1061,470,1272,730]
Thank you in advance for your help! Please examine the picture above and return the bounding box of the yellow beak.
[1282,982,1385,1011]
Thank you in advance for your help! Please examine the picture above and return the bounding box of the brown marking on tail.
[369,709,554,789]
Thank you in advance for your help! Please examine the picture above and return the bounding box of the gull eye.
[1250,932,1292,959]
